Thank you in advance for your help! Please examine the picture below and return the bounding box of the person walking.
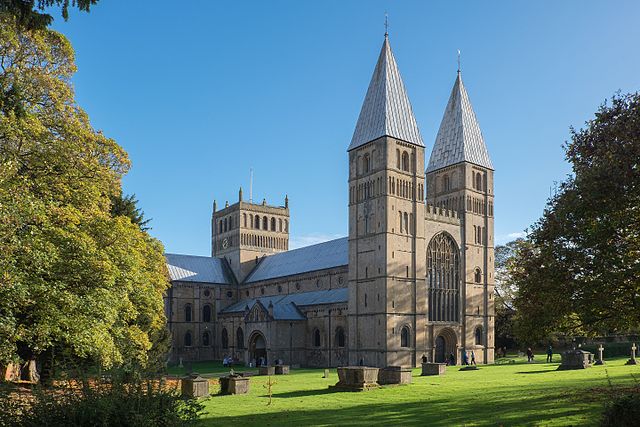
[462,351,469,366]
[471,351,476,366]
[448,353,455,366]
[526,347,534,363]
[546,345,553,363]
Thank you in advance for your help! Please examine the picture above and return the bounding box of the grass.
[193,354,639,426]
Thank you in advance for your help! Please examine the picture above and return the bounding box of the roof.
[348,35,423,151]
[245,237,348,283]
[427,72,493,172]
[220,288,349,320]
[165,253,234,284]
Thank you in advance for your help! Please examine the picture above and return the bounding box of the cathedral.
[164,34,495,368]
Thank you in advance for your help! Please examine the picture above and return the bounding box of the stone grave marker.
[626,343,638,365]
[594,344,605,365]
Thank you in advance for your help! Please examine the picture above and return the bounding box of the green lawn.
[195,354,638,426]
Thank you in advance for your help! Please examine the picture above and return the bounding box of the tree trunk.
[20,359,39,383]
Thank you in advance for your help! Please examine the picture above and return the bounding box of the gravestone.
[275,365,289,375]
[625,343,638,365]
[181,373,209,398]
[557,349,593,370]
[595,344,605,365]
[378,366,412,385]
[323,369,330,378]
[421,363,446,376]
[259,366,276,376]
[330,366,380,391]
[219,374,250,395]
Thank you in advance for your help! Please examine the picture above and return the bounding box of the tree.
[111,193,151,231]
[494,239,525,348]
[0,0,98,30]
[512,92,640,343]
[0,14,170,380]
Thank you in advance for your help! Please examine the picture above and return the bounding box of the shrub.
[601,392,640,427]
[0,373,205,427]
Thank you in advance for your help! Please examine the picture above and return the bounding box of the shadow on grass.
[516,369,557,374]
[203,391,590,426]
[271,387,339,399]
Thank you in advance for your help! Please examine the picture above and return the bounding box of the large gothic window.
[427,233,460,322]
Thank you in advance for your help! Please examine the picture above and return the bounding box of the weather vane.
[384,12,389,36]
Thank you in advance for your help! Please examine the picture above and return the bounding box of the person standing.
[462,350,469,366]
[471,351,476,366]
[546,345,553,363]
[526,347,534,363]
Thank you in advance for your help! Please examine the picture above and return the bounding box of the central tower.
[347,34,426,367]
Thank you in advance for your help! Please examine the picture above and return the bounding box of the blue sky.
[53,1,640,255]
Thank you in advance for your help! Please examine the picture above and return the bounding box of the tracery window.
[427,233,460,322]
[402,151,410,172]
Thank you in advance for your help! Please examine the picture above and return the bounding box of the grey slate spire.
[427,72,493,172]
[348,35,423,151]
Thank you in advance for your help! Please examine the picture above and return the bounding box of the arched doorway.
[248,331,267,366]
[434,328,458,364]
[435,336,446,363]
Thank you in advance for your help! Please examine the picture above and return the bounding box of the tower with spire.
[347,33,427,367]
[425,68,495,364]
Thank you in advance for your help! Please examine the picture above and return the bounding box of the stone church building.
[164,34,495,368]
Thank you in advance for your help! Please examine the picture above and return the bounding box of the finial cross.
[384,12,389,36]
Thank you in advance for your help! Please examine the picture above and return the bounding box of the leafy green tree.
[0,14,170,380]
[494,239,525,348]
[0,0,98,30]
[512,92,640,343]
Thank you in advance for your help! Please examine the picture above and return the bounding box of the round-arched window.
[203,304,212,323]
[184,331,192,347]
[475,327,483,346]
[237,327,244,349]
[400,326,410,348]
[474,268,482,284]
[336,327,346,348]
[202,331,210,346]
[313,329,321,347]
[221,328,229,349]
[184,304,192,322]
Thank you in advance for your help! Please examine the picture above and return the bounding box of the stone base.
[557,350,593,370]
[331,366,380,391]
[378,366,412,385]
[258,366,276,376]
[181,374,210,398]
[625,359,638,365]
[275,365,289,375]
[421,363,446,376]
[219,376,250,395]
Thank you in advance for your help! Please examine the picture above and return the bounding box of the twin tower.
[346,34,495,366]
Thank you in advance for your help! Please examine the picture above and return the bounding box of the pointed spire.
[349,36,423,151]
[426,72,493,172]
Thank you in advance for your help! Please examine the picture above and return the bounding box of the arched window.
[402,151,410,172]
[221,328,228,349]
[483,174,487,192]
[224,217,228,232]
[254,215,260,229]
[474,268,482,284]
[271,217,276,231]
[476,173,483,192]
[184,331,192,347]
[313,329,321,347]
[184,304,192,322]
[443,174,450,191]
[237,327,244,349]
[279,218,283,232]
[202,304,212,323]
[202,331,210,346]
[404,212,409,234]
[411,152,416,173]
[263,216,268,230]
[401,326,410,348]
[336,327,346,348]
[243,213,247,227]
[427,233,460,322]
[219,220,223,234]
[363,154,370,173]
[475,327,483,346]
[284,220,288,232]
[396,149,401,169]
